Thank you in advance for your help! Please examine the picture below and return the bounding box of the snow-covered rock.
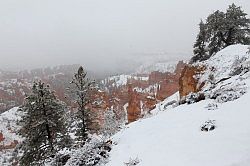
[101,75,149,87]
[134,61,179,74]
[0,107,23,165]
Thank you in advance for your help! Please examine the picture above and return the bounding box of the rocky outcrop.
[0,132,4,142]
[0,140,18,151]
[179,65,205,98]
[102,61,186,123]
[127,84,141,123]
[0,132,18,151]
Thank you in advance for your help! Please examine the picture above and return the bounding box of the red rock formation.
[103,61,187,123]
[0,132,4,142]
[179,65,205,98]
[149,71,166,84]
[143,96,157,113]
[0,140,18,151]
[127,84,141,123]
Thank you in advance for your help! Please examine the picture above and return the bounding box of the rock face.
[101,61,186,123]
[0,140,18,150]
[0,132,4,142]
[127,84,142,122]
[179,65,205,98]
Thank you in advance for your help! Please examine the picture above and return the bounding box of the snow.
[133,83,159,94]
[198,44,250,86]
[108,86,250,166]
[0,107,23,142]
[0,107,22,144]
[102,75,149,87]
[135,61,179,74]
[107,45,250,166]
[0,107,23,165]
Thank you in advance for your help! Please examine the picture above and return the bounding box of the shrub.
[215,89,245,103]
[163,100,178,109]
[201,120,216,132]
[205,103,218,110]
[124,157,141,166]
[186,92,205,104]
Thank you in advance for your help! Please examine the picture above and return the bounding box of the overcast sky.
[0,0,249,73]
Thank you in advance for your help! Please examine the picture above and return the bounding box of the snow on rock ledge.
[179,44,250,100]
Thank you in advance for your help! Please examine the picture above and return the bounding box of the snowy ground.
[108,81,250,166]
[0,107,22,145]
[108,89,250,166]
[0,107,23,165]
[107,45,250,166]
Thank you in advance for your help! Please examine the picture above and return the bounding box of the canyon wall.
[100,61,186,123]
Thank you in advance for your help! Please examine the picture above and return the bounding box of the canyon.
[0,61,187,126]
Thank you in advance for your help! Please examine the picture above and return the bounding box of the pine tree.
[70,66,95,144]
[191,20,209,63]
[224,3,250,46]
[206,10,226,56]
[18,81,71,165]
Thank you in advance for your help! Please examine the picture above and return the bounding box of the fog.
[0,0,249,74]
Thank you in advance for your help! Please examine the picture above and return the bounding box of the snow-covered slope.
[107,45,250,166]
[0,107,23,164]
[0,107,22,143]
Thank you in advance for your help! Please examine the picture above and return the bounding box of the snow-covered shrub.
[51,138,112,166]
[101,109,120,140]
[229,56,247,76]
[214,89,246,103]
[124,157,141,166]
[54,153,71,166]
[208,73,215,84]
[163,100,178,109]
[201,120,216,132]
[185,92,205,104]
[205,103,218,110]
[229,65,244,76]
[242,60,250,73]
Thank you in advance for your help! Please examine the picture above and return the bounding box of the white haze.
[0,0,249,74]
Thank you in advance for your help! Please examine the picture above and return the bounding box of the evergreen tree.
[70,66,94,144]
[18,81,71,165]
[224,3,250,46]
[206,10,226,56]
[191,20,209,63]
